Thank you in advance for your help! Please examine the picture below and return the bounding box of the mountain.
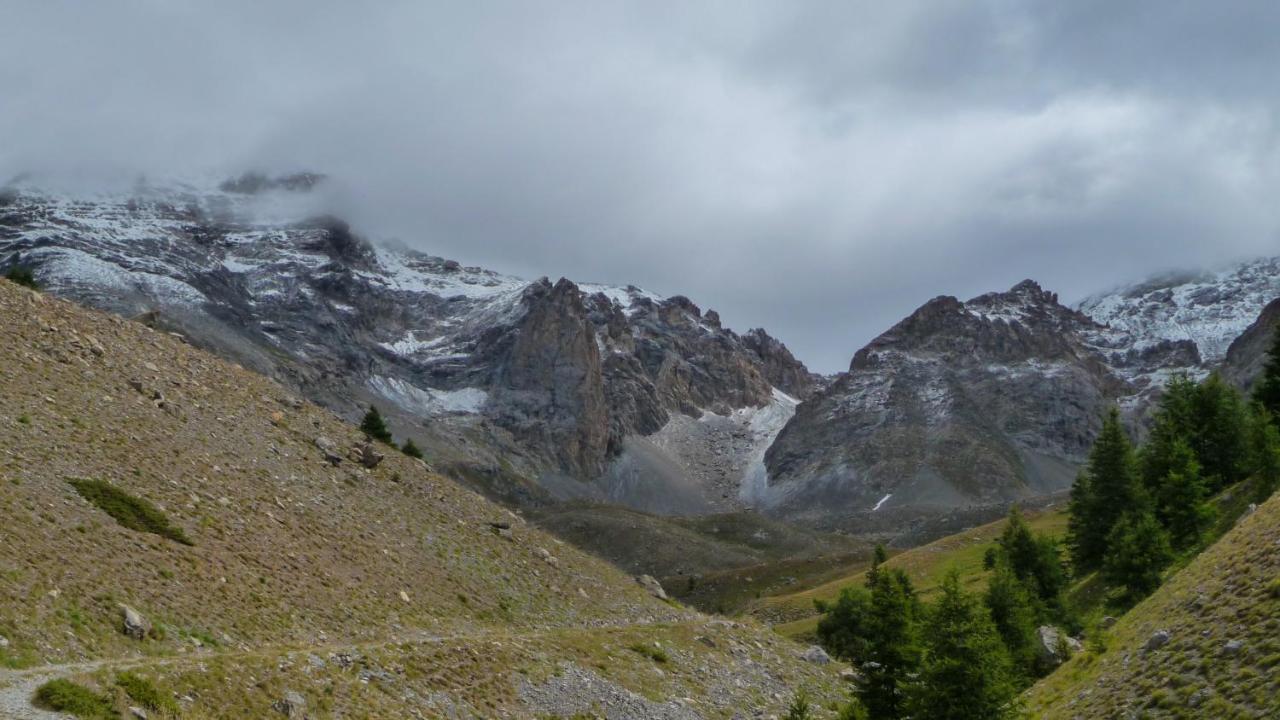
[0,173,813,517]
[5,172,1279,538]
[0,277,846,718]
[761,260,1280,532]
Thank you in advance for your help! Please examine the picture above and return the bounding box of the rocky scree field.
[0,279,846,718]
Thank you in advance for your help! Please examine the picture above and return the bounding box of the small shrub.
[628,642,669,664]
[1268,577,1280,600]
[4,266,38,290]
[785,691,813,720]
[401,439,423,459]
[33,679,115,718]
[360,406,393,444]
[116,672,178,714]
[68,479,193,546]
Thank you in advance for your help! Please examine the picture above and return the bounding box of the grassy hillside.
[753,506,1069,639]
[0,280,847,718]
[1025,492,1280,718]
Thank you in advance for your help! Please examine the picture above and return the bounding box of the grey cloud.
[3,1,1278,372]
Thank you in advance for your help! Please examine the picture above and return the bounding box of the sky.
[3,1,1280,372]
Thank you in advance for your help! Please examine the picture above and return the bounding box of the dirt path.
[0,619,697,719]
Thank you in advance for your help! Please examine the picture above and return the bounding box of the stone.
[129,707,148,719]
[636,574,668,601]
[314,436,342,466]
[1222,639,1244,656]
[272,690,307,718]
[399,590,411,603]
[120,604,152,640]
[270,411,285,425]
[351,442,384,469]
[1036,626,1082,668]
[1145,630,1171,651]
[1099,616,1118,629]
[0,634,8,648]
[801,645,831,664]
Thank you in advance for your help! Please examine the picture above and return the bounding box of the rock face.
[1221,298,1280,391]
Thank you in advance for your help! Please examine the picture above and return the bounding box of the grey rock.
[120,604,151,641]
[351,441,384,469]
[313,437,342,466]
[636,574,669,601]
[1145,630,1171,651]
[800,645,831,664]
[1222,639,1244,656]
[272,690,306,718]
[1036,626,1082,668]
[1099,616,1118,629]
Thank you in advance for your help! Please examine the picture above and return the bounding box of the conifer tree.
[1139,376,1199,491]
[1152,439,1213,550]
[908,571,1018,720]
[983,564,1041,679]
[995,507,1067,607]
[1102,510,1173,602]
[1247,404,1280,502]
[816,585,873,662]
[401,438,424,459]
[857,566,922,720]
[1190,373,1248,490]
[360,406,394,444]
[1252,324,1280,420]
[1068,409,1145,571]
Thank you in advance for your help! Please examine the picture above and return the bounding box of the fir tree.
[816,585,874,662]
[1247,404,1280,502]
[401,438,424,459]
[1102,510,1173,603]
[1152,439,1213,550]
[1252,324,1280,420]
[983,564,1041,679]
[857,566,922,720]
[995,507,1067,607]
[908,571,1018,720]
[360,406,393,444]
[1068,409,1145,571]
[1139,376,1200,491]
[1190,373,1248,490]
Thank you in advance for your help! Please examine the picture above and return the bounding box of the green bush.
[4,266,38,289]
[628,642,669,663]
[33,679,116,718]
[401,438,423,459]
[116,671,178,714]
[68,479,193,546]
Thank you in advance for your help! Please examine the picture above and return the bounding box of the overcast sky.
[4,1,1280,372]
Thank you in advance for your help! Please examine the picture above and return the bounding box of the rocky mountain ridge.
[0,173,813,515]
[3,172,1279,533]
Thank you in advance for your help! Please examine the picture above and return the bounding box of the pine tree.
[1252,324,1280,420]
[1152,439,1213,550]
[401,438,424,459]
[360,406,393,444]
[1102,510,1173,603]
[1190,373,1248,490]
[995,507,1067,607]
[1139,376,1199,492]
[983,564,1041,679]
[1247,404,1280,502]
[857,566,922,720]
[908,571,1018,720]
[816,585,874,662]
[1068,409,1145,571]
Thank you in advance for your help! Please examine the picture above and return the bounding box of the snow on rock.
[369,376,490,416]
[872,493,892,511]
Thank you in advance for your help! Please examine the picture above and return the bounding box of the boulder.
[314,436,342,466]
[272,690,306,718]
[1145,629,1171,651]
[120,604,151,640]
[1036,626,1082,668]
[1222,639,1244,656]
[636,574,668,601]
[351,442,384,469]
[801,645,832,665]
[1099,616,1117,629]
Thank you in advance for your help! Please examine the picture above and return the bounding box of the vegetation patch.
[628,642,669,664]
[3,266,38,290]
[68,478,193,546]
[116,671,179,714]
[33,678,116,718]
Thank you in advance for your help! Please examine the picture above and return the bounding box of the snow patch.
[369,376,489,416]
[872,493,893,511]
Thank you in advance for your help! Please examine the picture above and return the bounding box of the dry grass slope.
[0,280,846,718]
[1025,493,1280,718]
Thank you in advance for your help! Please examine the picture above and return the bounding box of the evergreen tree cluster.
[817,540,1045,719]
[1069,355,1280,603]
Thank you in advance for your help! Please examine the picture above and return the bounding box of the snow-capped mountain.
[0,172,815,513]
